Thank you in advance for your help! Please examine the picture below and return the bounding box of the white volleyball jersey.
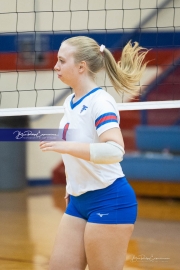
[59,87,124,196]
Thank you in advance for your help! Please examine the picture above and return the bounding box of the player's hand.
[39,141,65,153]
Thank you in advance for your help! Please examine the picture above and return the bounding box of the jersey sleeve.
[92,97,120,137]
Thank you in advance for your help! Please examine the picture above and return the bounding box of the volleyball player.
[40,36,148,270]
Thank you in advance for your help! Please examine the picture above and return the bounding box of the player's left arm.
[89,127,125,164]
[39,140,90,160]
[39,127,124,163]
[99,127,124,147]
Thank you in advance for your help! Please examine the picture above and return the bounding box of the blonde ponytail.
[63,36,149,96]
[103,41,149,95]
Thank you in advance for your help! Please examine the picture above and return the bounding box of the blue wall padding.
[0,31,180,53]
[136,126,180,153]
[121,153,180,181]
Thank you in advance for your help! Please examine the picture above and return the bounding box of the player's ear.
[79,61,86,74]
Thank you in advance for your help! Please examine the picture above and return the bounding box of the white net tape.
[0,100,180,117]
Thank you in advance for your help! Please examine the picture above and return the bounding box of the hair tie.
[100,44,105,53]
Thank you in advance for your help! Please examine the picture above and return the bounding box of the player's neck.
[72,77,97,102]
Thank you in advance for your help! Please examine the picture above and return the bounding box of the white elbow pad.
[90,141,125,164]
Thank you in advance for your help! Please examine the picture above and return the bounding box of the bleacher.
[122,126,180,181]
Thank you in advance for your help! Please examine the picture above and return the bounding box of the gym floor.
[0,185,180,270]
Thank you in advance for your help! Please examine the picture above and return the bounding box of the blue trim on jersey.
[95,112,118,130]
[70,87,102,109]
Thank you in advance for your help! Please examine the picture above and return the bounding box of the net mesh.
[0,0,180,116]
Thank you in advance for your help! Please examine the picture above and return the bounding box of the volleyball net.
[0,0,180,117]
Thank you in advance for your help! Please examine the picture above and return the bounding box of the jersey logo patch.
[80,105,88,113]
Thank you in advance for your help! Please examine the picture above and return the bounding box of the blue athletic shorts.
[65,177,138,224]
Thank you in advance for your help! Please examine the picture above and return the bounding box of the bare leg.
[84,223,134,270]
[49,213,87,270]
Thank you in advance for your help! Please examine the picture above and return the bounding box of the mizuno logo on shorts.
[96,213,109,217]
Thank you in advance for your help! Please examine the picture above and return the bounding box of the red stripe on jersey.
[95,115,117,127]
